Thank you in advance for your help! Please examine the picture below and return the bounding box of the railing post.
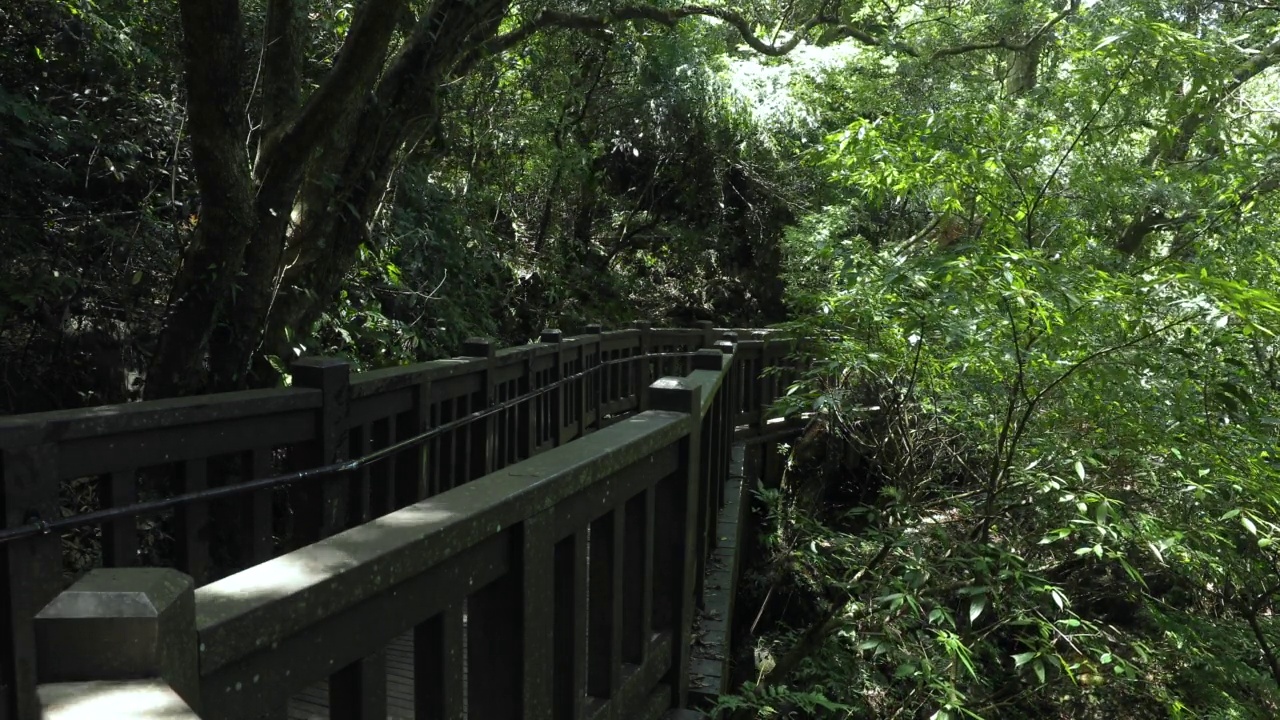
[540,330,566,446]
[291,357,352,542]
[33,568,200,711]
[1,444,64,720]
[692,349,728,602]
[756,331,777,426]
[292,358,387,719]
[720,331,742,425]
[463,338,496,479]
[649,377,703,709]
[632,321,652,409]
[695,320,716,349]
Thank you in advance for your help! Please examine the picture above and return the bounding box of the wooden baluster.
[468,533,524,718]
[350,424,372,526]
[587,508,625,701]
[175,458,210,584]
[458,395,473,484]
[536,367,548,449]
[415,604,464,720]
[245,448,274,565]
[463,338,495,480]
[554,531,588,719]
[622,489,654,665]
[540,330,565,447]
[371,418,394,517]
[507,378,519,466]
[493,380,507,469]
[395,380,431,508]
[632,322,651,409]
[522,512,556,717]
[575,343,587,440]
[440,397,456,492]
[520,360,536,460]
[101,468,138,566]
[584,324,604,430]
[610,350,621,406]
[330,648,387,720]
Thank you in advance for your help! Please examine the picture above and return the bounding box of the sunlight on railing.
[38,680,197,720]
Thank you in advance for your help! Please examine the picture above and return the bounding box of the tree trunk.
[1005,32,1048,96]
[147,0,508,397]
[147,0,254,399]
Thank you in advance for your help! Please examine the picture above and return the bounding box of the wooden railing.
[0,324,798,720]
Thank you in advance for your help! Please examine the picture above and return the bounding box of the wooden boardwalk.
[287,632,415,719]
[287,629,468,719]
[287,443,751,719]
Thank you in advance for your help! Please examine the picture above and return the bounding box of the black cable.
[0,351,714,546]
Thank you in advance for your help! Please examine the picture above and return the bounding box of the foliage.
[719,1,1280,718]
[0,0,804,411]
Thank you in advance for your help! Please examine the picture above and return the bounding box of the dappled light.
[7,0,1280,717]
[196,543,361,620]
[38,681,197,720]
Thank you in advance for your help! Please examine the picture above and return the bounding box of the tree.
[148,0,832,397]
[711,0,1280,716]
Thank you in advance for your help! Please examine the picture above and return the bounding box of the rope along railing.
[37,350,743,720]
[0,351,704,547]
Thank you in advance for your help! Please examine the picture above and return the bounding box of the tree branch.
[462,3,834,72]
[1122,37,1280,253]
[461,0,1082,79]
[257,0,405,187]
[1118,168,1280,254]
[256,0,307,170]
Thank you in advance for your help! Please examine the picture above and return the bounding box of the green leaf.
[1094,34,1124,50]
[969,596,986,623]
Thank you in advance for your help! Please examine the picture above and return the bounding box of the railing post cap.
[584,323,604,334]
[648,376,702,414]
[291,356,351,373]
[692,348,725,371]
[751,330,768,339]
[462,337,495,358]
[631,320,651,331]
[35,568,199,710]
[721,331,739,342]
[37,568,194,619]
[539,328,564,343]
[714,340,735,354]
[695,320,715,330]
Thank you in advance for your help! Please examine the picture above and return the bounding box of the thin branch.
[463,0,1081,72]
[257,0,405,185]
[1022,314,1196,430]
[1026,54,1135,242]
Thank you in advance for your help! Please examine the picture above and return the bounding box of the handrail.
[2,323,802,720]
[33,355,745,720]
[0,351,702,546]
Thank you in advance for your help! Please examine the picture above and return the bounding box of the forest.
[5,0,1280,716]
